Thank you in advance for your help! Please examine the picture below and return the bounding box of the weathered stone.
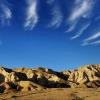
[18,81,44,91]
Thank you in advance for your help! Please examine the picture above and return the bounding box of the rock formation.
[66,64,100,88]
[0,64,100,93]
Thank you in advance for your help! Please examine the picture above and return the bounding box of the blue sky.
[0,0,100,70]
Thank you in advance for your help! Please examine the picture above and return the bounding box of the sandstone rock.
[37,75,48,86]
[86,80,100,88]
[68,64,100,85]
[0,67,12,83]
[18,81,44,91]
[34,68,69,87]
[0,74,5,84]
[48,75,66,83]
[5,72,19,83]
[0,82,12,93]
[62,70,71,76]
[14,68,37,82]
[0,67,19,83]
[0,64,100,93]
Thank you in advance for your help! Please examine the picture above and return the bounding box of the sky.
[0,0,100,71]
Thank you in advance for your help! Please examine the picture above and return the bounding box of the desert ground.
[0,88,100,100]
[0,65,100,100]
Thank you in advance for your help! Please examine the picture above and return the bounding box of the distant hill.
[0,64,100,93]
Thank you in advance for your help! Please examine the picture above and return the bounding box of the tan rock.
[0,82,11,93]
[0,64,100,93]
[68,64,100,85]
[18,81,44,91]
[48,75,66,83]
[14,68,37,82]
[62,70,71,76]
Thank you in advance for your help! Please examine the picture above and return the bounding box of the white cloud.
[71,23,90,39]
[24,0,38,30]
[66,21,78,32]
[82,40,100,46]
[48,5,63,28]
[69,0,94,22]
[84,32,100,42]
[67,0,94,32]
[82,32,100,46]
[90,40,100,45]
[0,2,12,25]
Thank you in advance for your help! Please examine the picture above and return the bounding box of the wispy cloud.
[82,40,100,46]
[24,0,38,30]
[71,23,90,39]
[66,21,78,33]
[69,0,94,22]
[91,40,100,44]
[67,0,94,32]
[48,5,63,28]
[82,32,100,46]
[84,32,100,42]
[89,40,100,45]
[0,1,12,25]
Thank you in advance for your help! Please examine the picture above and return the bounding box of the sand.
[0,88,100,100]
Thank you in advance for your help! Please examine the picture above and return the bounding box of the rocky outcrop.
[0,64,100,93]
[0,67,19,83]
[66,64,100,88]
[0,67,69,93]
[17,81,44,91]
